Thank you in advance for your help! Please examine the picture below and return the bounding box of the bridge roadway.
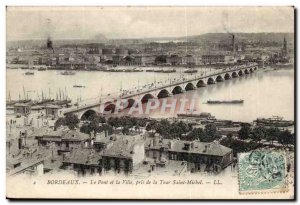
[60,63,259,119]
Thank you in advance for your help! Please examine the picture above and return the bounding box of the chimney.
[91,139,94,147]
[153,133,160,146]
[168,141,174,149]
[232,34,236,55]
[204,143,211,153]
[150,139,154,147]
[184,143,190,151]
[18,138,23,150]
[105,130,108,138]
[190,142,194,150]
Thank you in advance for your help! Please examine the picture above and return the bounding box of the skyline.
[7,7,294,41]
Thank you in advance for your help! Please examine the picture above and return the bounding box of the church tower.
[282,35,288,57]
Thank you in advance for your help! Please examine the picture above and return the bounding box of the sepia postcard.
[6,6,295,200]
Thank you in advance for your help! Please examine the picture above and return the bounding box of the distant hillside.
[184,33,294,44]
[7,33,108,49]
[7,32,294,49]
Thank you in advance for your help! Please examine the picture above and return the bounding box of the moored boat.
[207,100,244,104]
[177,111,217,121]
[73,84,86,88]
[61,70,76,75]
[38,67,47,71]
[25,71,34,75]
[254,116,294,127]
[184,69,198,73]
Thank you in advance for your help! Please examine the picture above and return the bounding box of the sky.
[6,6,294,41]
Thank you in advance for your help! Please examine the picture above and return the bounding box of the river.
[6,67,294,122]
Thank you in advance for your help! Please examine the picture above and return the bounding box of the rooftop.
[102,135,144,158]
[31,127,90,142]
[146,137,232,157]
[63,148,101,165]
[14,103,31,107]
[169,140,232,156]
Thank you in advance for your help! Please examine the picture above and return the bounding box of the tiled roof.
[14,103,31,107]
[62,130,90,141]
[32,128,89,142]
[102,135,144,158]
[30,127,62,138]
[169,140,232,157]
[63,148,101,165]
[146,136,232,157]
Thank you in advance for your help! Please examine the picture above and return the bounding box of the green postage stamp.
[238,151,288,194]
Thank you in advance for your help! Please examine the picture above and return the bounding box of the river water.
[6,67,294,122]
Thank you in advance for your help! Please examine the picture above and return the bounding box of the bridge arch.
[215,75,224,82]
[207,77,215,85]
[80,109,98,121]
[196,80,206,87]
[231,72,238,78]
[224,73,231,80]
[141,93,155,104]
[103,103,116,113]
[238,70,244,76]
[157,89,170,98]
[253,66,257,71]
[126,98,136,108]
[185,83,196,91]
[172,85,184,95]
[244,69,250,74]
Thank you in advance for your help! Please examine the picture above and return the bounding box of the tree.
[251,126,267,142]
[186,128,206,141]
[92,115,106,123]
[204,123,217,137]
[238,123,252,140]
[278,130,294,146]
[266,127,281,145]
[64,114,80,130]
[136,118,147,127]
[101,124,113,135]
[107,117,120,128]
[146,121,157,132]
[156,119,171,137]
[122,126,130,135]
[54,114,79,130]
[170,121,191,139]
[80,123,92,134]
[54,117,66,130]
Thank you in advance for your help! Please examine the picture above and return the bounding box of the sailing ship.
[52,88,72,106]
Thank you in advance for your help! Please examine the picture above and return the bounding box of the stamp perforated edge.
[237,150,291,195]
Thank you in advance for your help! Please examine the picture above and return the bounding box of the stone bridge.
[60,64,258,120]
